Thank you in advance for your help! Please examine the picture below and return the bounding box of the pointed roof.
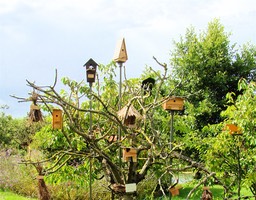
[117,104,142,119]
[113,38,128,63]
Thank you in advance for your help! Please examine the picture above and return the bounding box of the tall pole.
[84,58,97,200]
[118,62,123,167]
[169,110,174,199]
[170,110,174,151]
[113,37,127,167]
[89,82,93,200]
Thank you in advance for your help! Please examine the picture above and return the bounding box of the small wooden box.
[123,148,137,162]
[169,185,182,196]
[52,109,63,130]
[162,97,184,111]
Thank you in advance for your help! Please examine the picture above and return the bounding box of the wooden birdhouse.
[225,124,242,135]
[169,185,182,196]
[162,96,185,111]
[113,38,128,63]
[83,58,98,83]
[117,104,142,128]
[169,187,179,196]
[123,148,137,162]
[52,109,63,130]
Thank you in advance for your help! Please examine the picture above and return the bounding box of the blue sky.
[1,0,256,117]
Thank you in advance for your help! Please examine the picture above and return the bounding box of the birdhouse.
[117,104,142,128]
[141,77,155,95]
[169,187,180,196]
[113,38,128,63]
[123,148,137,162]
[83,58,98,83]
[30,104,40,110]
[162,96,185,111]
[225,124,242,135]
[52,109,63,130]
[169,185,182,196]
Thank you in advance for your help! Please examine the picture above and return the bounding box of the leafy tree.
[205,79,256,198]
[171,19,256,129]
[0,111,13,148]
[170,19,256,162]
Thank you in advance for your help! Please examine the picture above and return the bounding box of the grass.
[0,190,37,200]
[170,184,252,200]
[172,185,224,200]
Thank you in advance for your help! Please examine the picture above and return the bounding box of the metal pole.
[237,137,241,200]
[170,110,174,150]
[118,63,123,167]
[89,82,93,200]
[169,110,174,199]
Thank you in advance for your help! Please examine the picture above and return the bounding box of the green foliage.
[171,19,256,127]
[0,156,38,198]
[0,112,15,147]
[205,79,256,196]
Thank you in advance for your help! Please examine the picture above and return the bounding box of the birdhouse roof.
[117,104,142,119]
[83,58,98,68]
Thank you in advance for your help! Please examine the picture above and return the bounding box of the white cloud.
[1,0,256,117]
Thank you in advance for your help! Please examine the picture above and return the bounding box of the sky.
[1,0,256,118]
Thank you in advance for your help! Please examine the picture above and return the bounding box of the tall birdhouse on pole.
[83,58,98,83]
[113,38,128,63]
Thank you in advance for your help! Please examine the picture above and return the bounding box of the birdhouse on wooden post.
[162,96,185,111]
[113,38,128,63]
[123,148,137,162]
[225,124,242,135]
[117,104,142,128]
[52,109,63,130]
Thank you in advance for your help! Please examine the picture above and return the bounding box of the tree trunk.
[38,177,50,200]
[35,164,51,200]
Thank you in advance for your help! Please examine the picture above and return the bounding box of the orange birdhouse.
[162,96,185,111]
[52,109,63,130]
[225,124,242,135]
[169,186,180,196]
[123,148,137,162]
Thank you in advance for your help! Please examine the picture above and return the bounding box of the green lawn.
[171,185,252,200]
[0,191,36,200]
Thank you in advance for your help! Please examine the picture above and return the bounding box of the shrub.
[0,154,38,198]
